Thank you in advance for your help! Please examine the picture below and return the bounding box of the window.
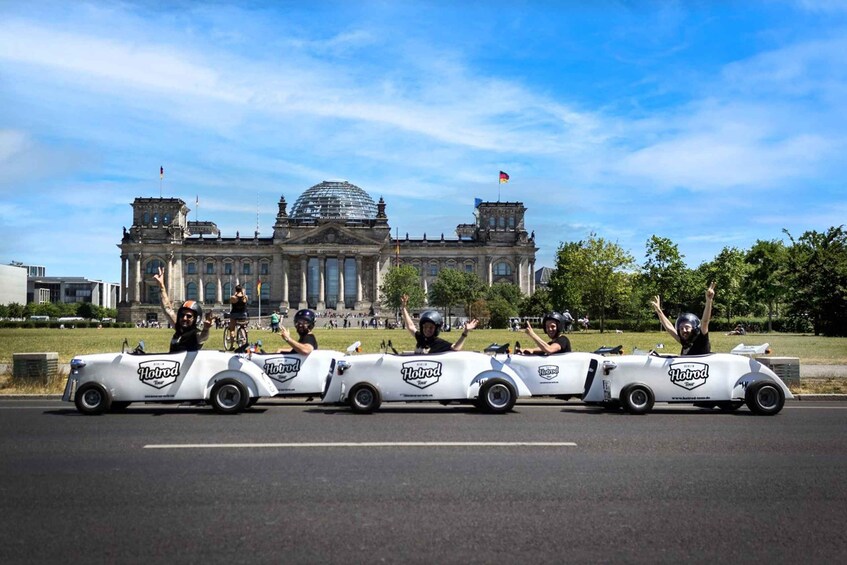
[242,263,251,275]
[223,282,232,299]
[260,263,269,275]
[186,262,197,275]
[204,282,216,302]
[488,217,495,228]
[465,263,474,273]
[498,216,506,228]
[509,216,515,229]
[163,214,170,225]
[145,259,164,274]
[494,261,512,276]
[206,262,215,274]
[152,213,159,225]
[185,282,198,301]
[429,264,438,276]
[224,263,233,275]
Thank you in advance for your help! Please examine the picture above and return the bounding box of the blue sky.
[1,0,845,284]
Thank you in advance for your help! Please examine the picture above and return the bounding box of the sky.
[1,0,846,284]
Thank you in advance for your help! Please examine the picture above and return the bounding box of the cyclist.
[153,267,212,352]
[227,284,249,344]
[277,309,318,354]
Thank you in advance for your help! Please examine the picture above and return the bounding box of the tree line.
[380,225,847,337]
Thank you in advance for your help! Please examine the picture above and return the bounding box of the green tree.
[550,234,635,333]
[642,236,691,313]
[699,247,748,323]
[784,226,847,336]
[380,265,425,311]
[428,268,485,318]
[7,302,25,319]
[486,282,522,307]
[745,239,788,332]
[520,288,553,318]
[486,296,516,329]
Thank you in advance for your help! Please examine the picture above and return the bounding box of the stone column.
[299,256,308,309]
[216,259,223,304]
[132,254,142,304]
[336,255,346,310]
[355,256,364,309]
[529,260,536,295]
[317,256,326,311]
[486,258,493,286]
[120,256,127,304]
[373,257,380,311]
[281,257,290,309]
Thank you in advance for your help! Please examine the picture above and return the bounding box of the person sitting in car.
[400,294,478,354]
[277,309,319,354]
[519,312,572,355]
[153,266,212,353]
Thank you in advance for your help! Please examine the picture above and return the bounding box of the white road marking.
[144,441,578,449]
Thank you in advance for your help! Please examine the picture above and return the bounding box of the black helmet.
[542,312,566,336]
[675,313,701,342]
[294,309,316,329]
[419,310,443,336]
[177,300,203,327]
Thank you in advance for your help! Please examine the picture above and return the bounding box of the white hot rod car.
[63,343,279,415]
[580,352,794,415]
[323,348,532,413]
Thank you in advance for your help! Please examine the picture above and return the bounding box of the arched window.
[145,259,164,274]
[223,282,232,300]
[498,216,506,228]
[162,213,170,225]
[152,213,159,225]
[204,282,216,303]
[494,261,512,276]
[185,282,198,301]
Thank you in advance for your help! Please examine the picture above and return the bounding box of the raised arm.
[153,266,177,326]
[400,294,417,337]
[450,318,479,351]
[650,295,680,344]
[278,325,314,355]
[701,282,715,335]
[522,321,559,354]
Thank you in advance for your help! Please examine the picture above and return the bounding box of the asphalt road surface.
[1,398,845,564]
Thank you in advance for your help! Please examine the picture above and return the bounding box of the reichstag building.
[117,180,537,323]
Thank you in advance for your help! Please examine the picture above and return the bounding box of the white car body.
[63,349,279,414]
[496,352,604,399]
[581,352,794,415]
[245,350,337,397]
[323,351,532,413]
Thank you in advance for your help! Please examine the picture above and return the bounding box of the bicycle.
[224,319,249,351]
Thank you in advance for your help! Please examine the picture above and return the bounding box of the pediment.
[284,224,388,246]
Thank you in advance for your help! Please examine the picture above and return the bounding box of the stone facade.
[117,183,537,324]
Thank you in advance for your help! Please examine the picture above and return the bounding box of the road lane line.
[144,441,578,449]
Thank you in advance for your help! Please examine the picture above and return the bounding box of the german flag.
[499,171,510,184]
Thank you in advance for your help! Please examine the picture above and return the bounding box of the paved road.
[1,399,846,564]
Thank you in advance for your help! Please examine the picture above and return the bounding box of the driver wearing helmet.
[153,267,212,353]
[650,282,715,355]
[400,294,479,354]
[520,312,572,355]
[277,309,318,354]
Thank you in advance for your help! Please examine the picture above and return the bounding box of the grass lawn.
[2,327,845,395]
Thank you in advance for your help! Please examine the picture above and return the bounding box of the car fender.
[469,369,531,399]
[732,370,794,401]
[205,359,277,399]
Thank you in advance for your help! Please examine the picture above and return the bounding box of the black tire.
[110,401,132,411]
[478,379,517,413]
[223,329,235,351]
[210,379,248,414]
[245,397,259,408]
[745,381,785,415]
[349,383,381,413]
[75,383,111,415]
[620,384,654,415]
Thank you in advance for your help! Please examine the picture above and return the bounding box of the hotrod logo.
[401,360,442,389]
[538,365,559,381]
[668,362,709,391]
[137,360,181,389]
[264,358,301,384]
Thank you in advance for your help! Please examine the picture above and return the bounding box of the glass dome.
[290,180,378,220]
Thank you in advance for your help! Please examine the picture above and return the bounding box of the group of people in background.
[153,265,717,358]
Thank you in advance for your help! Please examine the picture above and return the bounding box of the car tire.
[75,383,111,415]
[210,379,248,414]
[110,401,132,411]
[745,381,785,416]
[349,383,381,413]
[479,379,517,413]
[245,397,259,408]
[620,384,654,415]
